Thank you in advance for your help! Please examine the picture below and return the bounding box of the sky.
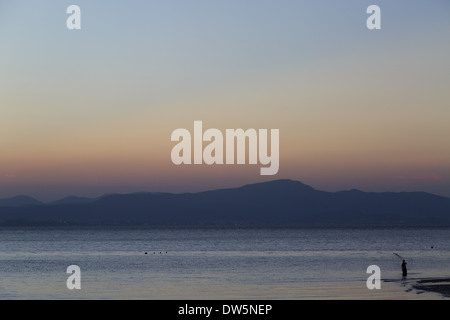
[1,0,450,201]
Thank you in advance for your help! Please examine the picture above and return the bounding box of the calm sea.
[0,226,448,300]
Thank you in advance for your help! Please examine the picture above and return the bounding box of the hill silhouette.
[0,179,449,226]
[0,195,42,207]
[48,196,96,206]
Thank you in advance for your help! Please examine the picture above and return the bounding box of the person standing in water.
[401,260,407,277]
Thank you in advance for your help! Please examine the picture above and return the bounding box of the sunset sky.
[1,0,450,201]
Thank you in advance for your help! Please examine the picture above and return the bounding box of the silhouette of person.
[401,260,407,277]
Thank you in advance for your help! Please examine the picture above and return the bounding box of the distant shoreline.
[2,223,450,229]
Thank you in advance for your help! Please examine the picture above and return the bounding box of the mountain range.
[0,179,449,226]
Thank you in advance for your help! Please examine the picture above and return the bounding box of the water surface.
[0,227,448,299]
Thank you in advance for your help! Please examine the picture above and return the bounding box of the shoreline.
[385,277,450,299]
[412,278,450,298]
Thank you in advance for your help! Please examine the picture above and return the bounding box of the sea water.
[0,226,448,300]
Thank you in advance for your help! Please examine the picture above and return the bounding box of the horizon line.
[1,178,448,204]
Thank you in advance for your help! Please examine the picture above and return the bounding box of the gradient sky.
[1,0,450,201]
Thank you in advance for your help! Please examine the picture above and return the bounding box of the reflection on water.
[0,227,448,299]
